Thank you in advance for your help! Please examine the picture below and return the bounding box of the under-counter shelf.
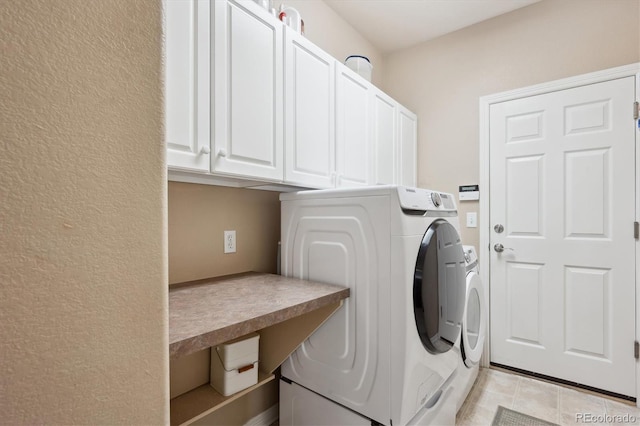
[169,272,349,425]
[170,371,276,425]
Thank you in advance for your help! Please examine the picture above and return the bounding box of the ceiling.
[324,0,541,53]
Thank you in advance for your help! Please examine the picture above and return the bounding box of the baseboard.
[244,404,278,426]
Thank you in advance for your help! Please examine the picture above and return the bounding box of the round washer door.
[461,271,486,367]
[413,219,466,354]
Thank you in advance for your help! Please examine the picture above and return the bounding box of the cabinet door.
[335,64,370,187]
[212,0,283,181]
[284,28,335,188]
[370,89,396,185]
[397,105,417,187]
[165,0,210,172]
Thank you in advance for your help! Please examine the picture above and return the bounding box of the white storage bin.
[345,55,372,82]
[210,333,259,396]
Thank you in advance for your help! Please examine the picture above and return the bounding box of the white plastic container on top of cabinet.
[165,0,210,172]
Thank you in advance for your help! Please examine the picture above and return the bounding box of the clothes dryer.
[451,245,487,412]
[279,186,467,426]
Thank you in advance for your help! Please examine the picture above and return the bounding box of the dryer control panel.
[463,245,478,272]
[397,186,457,213]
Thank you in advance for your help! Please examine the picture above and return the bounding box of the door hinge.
[635,221,639,239]
[634,101,639,120]
[635,341,639,360]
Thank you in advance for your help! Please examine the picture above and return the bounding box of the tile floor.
[456,368,640,425]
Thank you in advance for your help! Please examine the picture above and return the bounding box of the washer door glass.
[413,219,466,354]
[462,271,486,366]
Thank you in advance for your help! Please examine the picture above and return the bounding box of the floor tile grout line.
[512,376,522,410]
[559,386,566,423]
[556,384,560,424]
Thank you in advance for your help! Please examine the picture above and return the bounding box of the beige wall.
[382,0,640,248]
[274,0,385,85]
[168,183,280,284]
[0,1,167,424]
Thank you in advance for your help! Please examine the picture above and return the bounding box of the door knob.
[217,148,227,157]
[200,146,211,155]
[494,224,504,233]
[494,243,513,253]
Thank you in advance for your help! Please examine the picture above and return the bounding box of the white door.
[212,0,283,181]
[164,0,210,172]
[397,105,417,187]
[284,28,335,188]
[335,64,370,187]
[371,89,396,185]
[489,76,636,397]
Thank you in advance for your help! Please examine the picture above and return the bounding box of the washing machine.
[278,185,467,426]
[450,245,487,412]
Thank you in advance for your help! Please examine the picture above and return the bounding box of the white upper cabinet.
[284,28,335,188]
[370,89,418,188]
[212,0,284,181]
[164,0,416,189]
[397,106,417,187]
[371,88,396,185]
[335,64,371,187]
[165,0,210,172]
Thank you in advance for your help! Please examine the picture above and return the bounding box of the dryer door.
[462,271,486,366]
[413,218,466,354]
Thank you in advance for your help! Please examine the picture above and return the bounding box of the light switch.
[466,212,477,228]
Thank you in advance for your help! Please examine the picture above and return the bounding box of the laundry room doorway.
[479,65,639,400]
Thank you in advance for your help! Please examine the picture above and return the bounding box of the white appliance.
[279,186,467,426]
[450,245,487,412]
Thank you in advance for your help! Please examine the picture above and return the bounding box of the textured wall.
[383,0,640,249]
[0,0,167,423]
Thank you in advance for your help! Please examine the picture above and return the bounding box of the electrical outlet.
[224,230,236,254]
[466,212,478,228]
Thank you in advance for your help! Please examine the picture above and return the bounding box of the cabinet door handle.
[200,146,211,155]
[217,148,227,158]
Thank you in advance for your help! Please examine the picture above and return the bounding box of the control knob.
[430,192,442,207]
